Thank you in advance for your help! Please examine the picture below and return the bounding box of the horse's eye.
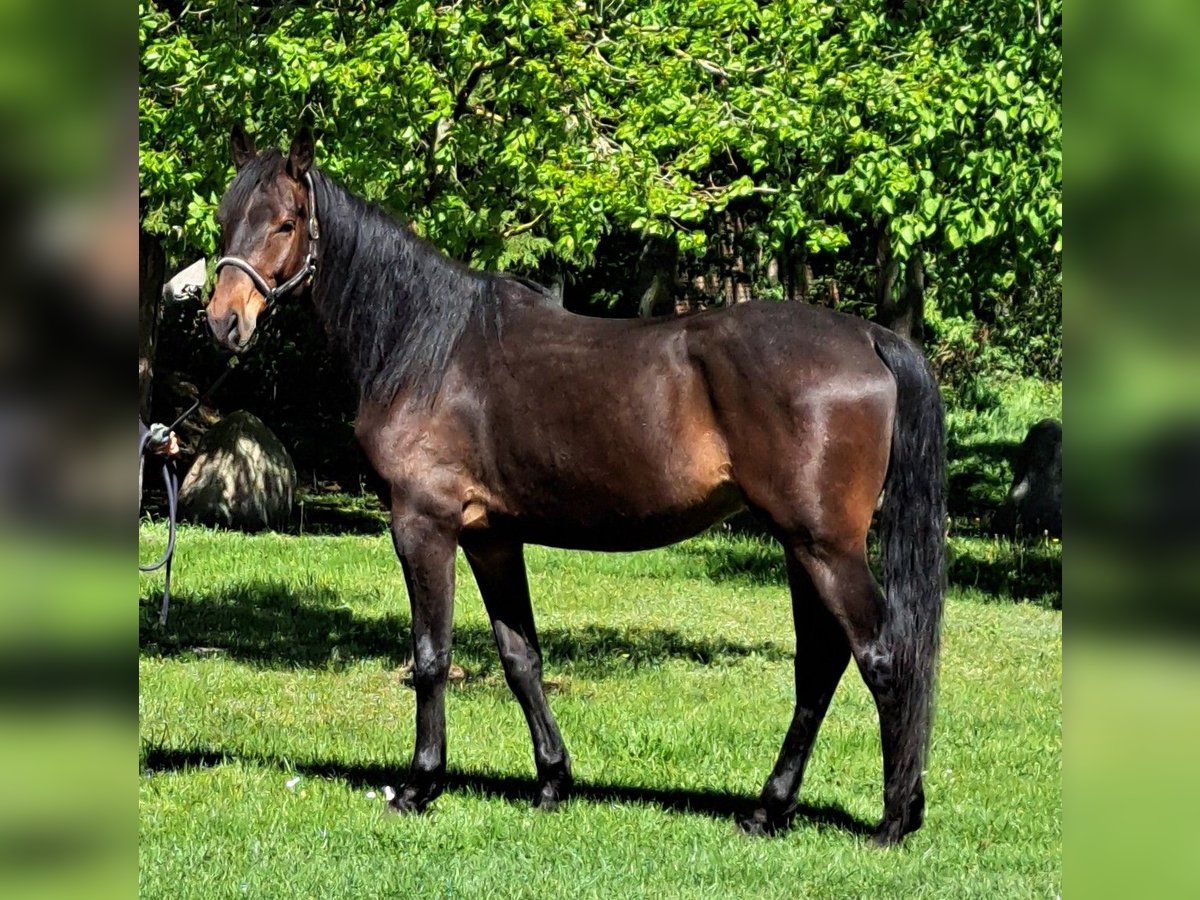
[278,221,295,234]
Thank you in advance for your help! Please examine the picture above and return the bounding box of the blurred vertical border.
[1073,0,1200,896]
[0,0,131,898]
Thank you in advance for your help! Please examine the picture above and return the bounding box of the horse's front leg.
[463,541,572,809]
[389,510,457,814]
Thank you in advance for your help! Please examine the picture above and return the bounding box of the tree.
[140,0,1060,434]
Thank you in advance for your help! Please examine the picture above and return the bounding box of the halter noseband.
[214,171,320,310]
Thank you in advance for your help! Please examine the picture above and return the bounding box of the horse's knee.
[411,643,451,691]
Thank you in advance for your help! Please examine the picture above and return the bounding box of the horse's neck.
[308,173,492,405]
[312,176,457,309]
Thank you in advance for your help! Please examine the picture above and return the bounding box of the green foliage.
[928,284,1062,388]
[140,0,1061,324]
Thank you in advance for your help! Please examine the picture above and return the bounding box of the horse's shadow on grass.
[140,745,873,837]
[139,581,790,674]
[671,532,788,587]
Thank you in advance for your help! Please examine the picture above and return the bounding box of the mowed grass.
[139,523,1061,898]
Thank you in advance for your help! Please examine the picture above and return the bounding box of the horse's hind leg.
[741,548,850,835]
[801,546,927,845]
[464,542,572,809]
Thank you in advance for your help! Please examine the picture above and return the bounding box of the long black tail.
[872,327,947,802]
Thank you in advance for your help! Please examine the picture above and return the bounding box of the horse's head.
[205,124,318,352]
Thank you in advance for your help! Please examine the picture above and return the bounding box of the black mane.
[230,151,499,404]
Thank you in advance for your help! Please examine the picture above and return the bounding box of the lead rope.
[139,356,238,625]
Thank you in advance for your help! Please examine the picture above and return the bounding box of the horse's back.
[681,301,891,385]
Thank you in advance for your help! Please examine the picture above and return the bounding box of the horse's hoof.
[534,774,571,811]
[738,809,780,837]
[869,823,901,847]
[870,817,920,847]
[534,792,561,812]
[387,786,432,815]
[870,794,924,846]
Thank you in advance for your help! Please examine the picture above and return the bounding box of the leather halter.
[214,170,319,310]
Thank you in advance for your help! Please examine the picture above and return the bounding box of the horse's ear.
[286,126,314,180]
[230,123,256,171]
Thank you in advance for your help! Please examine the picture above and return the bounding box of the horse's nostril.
[226,312,240,345]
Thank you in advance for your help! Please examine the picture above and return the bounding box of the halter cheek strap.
[215,171,319,311]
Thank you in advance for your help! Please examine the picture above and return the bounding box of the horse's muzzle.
[206,307,247,352]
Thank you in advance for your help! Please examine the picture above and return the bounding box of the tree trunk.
[726,210,752,304]
[900,251,927,346]
[779,235,810,302]
[636,236,677,318]
[139,228,165,420]
[875,226,899,317]
[875,227,926,346]
[877,252,926,346]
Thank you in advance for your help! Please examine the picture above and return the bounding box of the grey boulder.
[996,418,1062,539]
[179,410,295,531]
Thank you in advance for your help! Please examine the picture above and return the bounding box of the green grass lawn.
[139,525,1060,899]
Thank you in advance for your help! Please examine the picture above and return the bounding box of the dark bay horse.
[205,126,945,845]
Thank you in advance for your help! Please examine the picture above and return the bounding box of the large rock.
[179,411,295,531]
[996,418,1062,539]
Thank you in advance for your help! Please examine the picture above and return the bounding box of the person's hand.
[159,431,180,457]
[149,429,180,457]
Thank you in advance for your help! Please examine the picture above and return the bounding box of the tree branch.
[502,212,545,238]
[424,55,522,204]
